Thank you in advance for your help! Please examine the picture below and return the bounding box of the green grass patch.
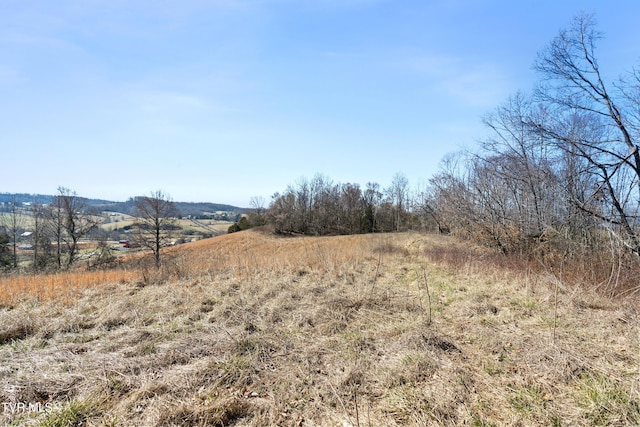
[575,372,640,426]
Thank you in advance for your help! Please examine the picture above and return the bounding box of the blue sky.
[2,1,639,207]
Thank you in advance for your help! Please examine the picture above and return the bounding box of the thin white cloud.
[441,62,511,107]
[131,90,209,114]
[403,52,513,107]
[0,30,83,52]
[109,85,240,138]
[0,0,258,44]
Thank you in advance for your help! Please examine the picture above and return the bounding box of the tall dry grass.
[163,230,385,279]
[0,269,140,307]
[0,230,395,308]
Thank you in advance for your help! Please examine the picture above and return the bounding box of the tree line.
[259,173,422,236]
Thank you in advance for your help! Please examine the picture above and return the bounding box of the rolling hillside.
[0,230,638,426]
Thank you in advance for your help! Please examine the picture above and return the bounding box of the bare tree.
[133,190,179,268]
[481,93,559,236]
[0,196,25,269]
[387,172,409,232]
[249,196,267,227]
[268,191,297,234]
[51,187,101,268]
[362,182,382,233]
[427,152,478,237]
[30,199,51,271]
[341,183,363,234]
[309,174,333,234]
[413,181,448,234]
[532,12,640,254]
[0,231,10,270]
[47,194,65,268]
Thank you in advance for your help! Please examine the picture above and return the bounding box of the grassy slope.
[0,230,638,426]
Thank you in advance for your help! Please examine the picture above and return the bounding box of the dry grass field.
[0,230,638,426]
[100,215,232,236]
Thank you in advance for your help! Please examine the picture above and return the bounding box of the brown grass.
[0,270,140,307]
[0,230,638,426]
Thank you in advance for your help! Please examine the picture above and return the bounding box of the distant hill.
[0,193,245,218]
[0,193,54,205]
[97,200,244,218]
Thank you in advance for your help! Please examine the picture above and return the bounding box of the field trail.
[0,230,638,426]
